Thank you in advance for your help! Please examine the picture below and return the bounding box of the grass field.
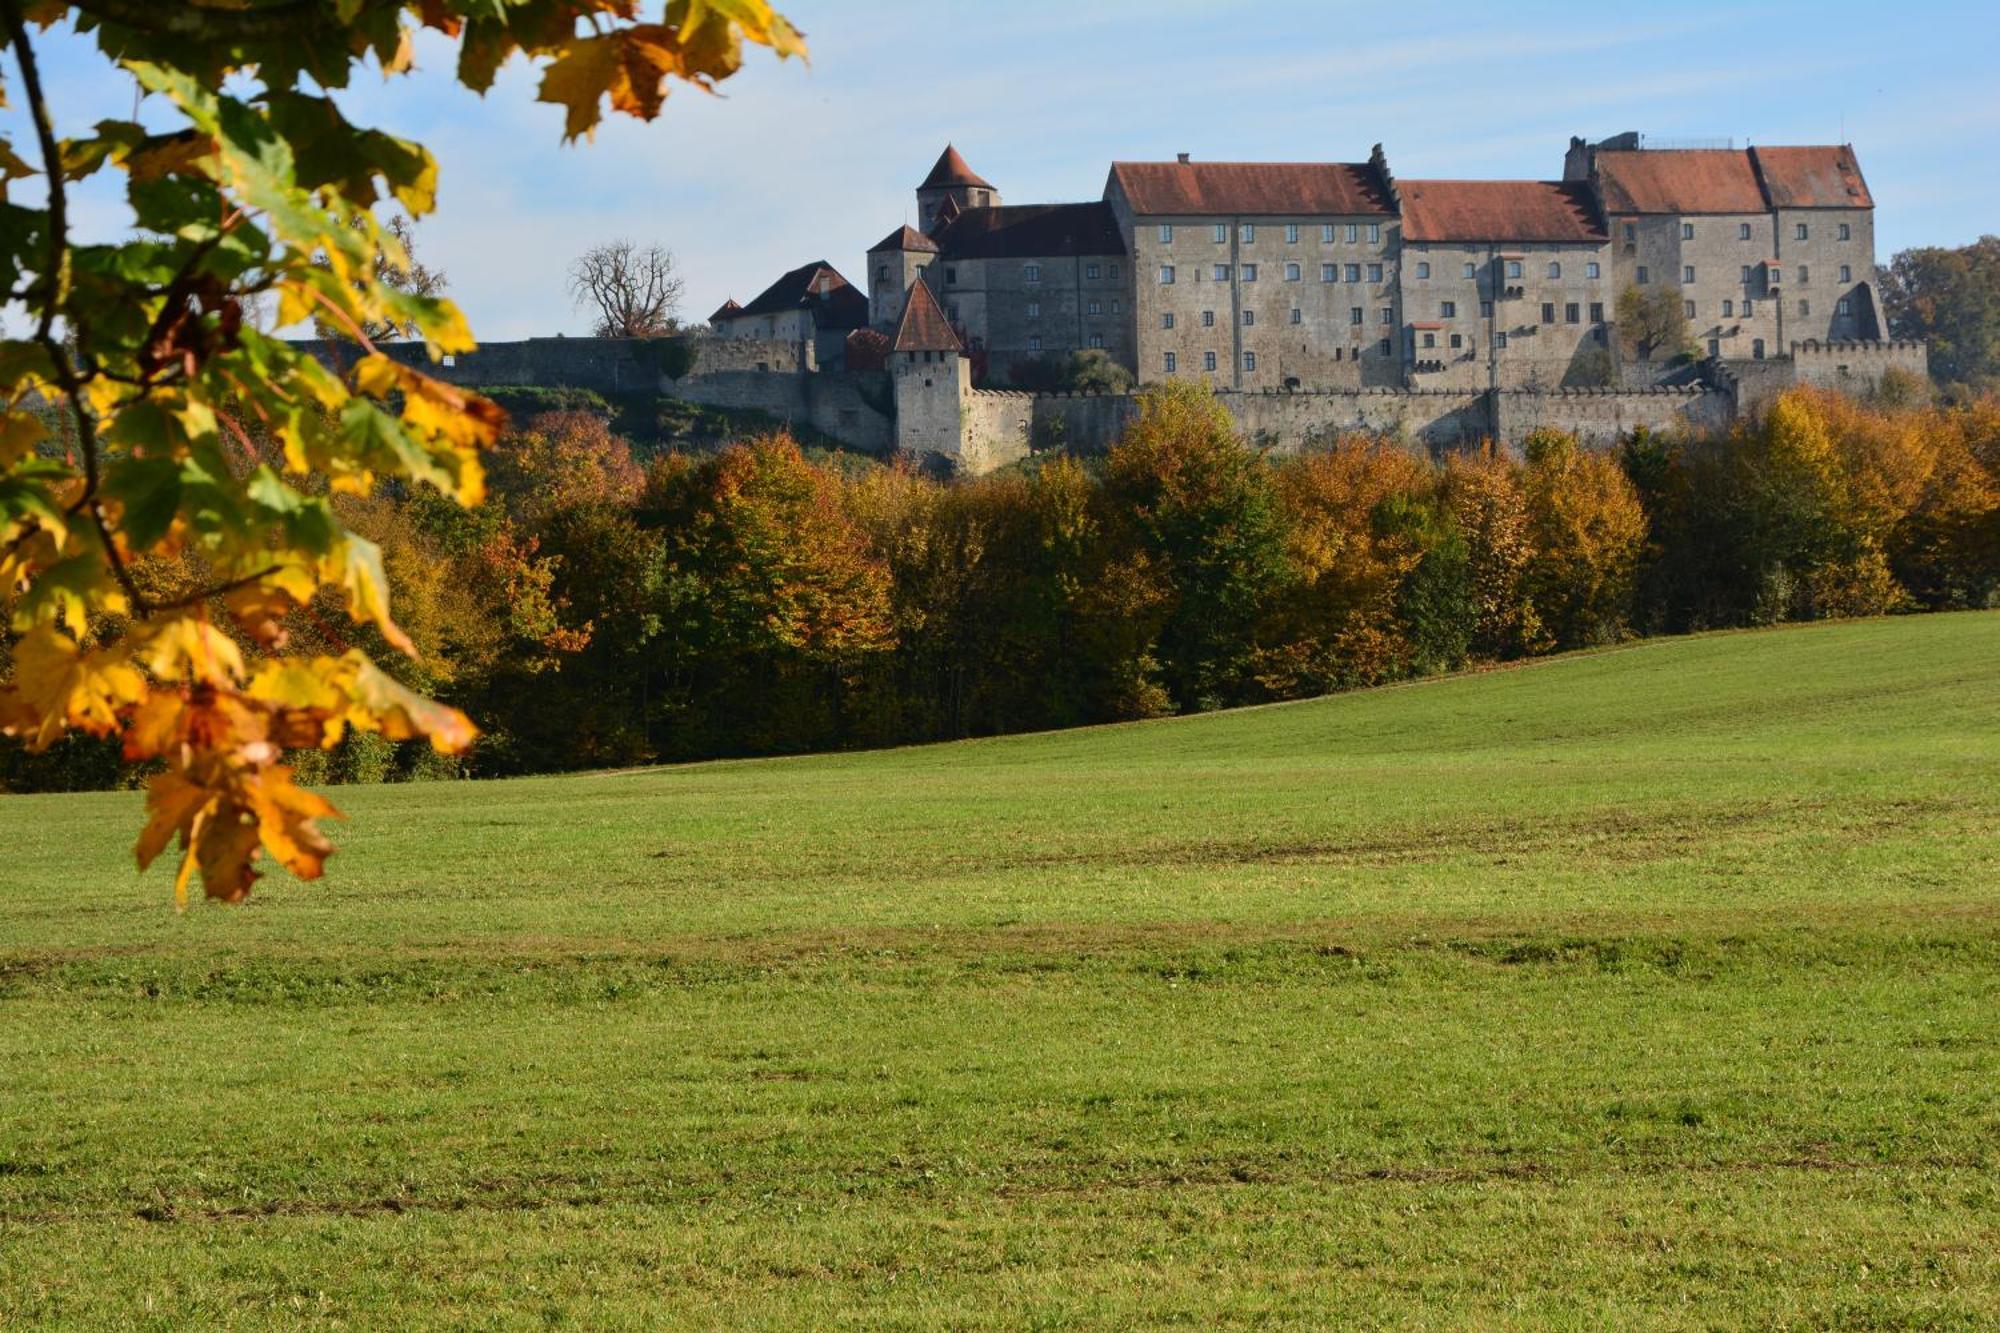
[2,613,1997,1328]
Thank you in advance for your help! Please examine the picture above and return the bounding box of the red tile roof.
[844,327,890,372]
[708,298,741,322]
[920,145,993,191]
[891,279,962,353]
[1400,180,1606,243]
[870,224,940,254]
[1750,145,1873,208]
[1109,160,1394,217]
[1593,149,1768,215]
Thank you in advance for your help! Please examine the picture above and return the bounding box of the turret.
[866,224,939,331]
[916,145,997,233]
[889,278,969,461]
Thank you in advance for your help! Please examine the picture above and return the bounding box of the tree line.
[11,379,1993,792]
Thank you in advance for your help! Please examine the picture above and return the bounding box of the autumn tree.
[0,1,803,904]
[570,240,685,338]
[1615,284,1695,364]
[1878,237,2000,395]
[1519,430,1648,647]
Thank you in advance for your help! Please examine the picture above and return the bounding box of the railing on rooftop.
[1635,135,1735,151]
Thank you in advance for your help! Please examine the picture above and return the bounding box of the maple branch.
[70,0,393,43]
[148,565,281,612]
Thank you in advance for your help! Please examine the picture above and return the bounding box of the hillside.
[2,613,1997,1326]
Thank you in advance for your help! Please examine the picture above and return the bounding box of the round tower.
[916,144,998,232]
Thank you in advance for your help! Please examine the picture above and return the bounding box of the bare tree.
[570,240,684,337]
[313,214,447,342]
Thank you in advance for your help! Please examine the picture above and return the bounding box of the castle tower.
[865,225,939,331]
[916,144,998,233]
[889,277,969,462]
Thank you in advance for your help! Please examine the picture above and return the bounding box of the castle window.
[1158,224,1173,243]
[1379,306,1393,324]
[1682,223,1695,240]
[1242,351,1256,370]
[946,266,958,284]
[1164,351,1177,372]
[1241,224,1255,242]
[1285,262,1301,282]
[1242,309,1255,326]
[1837,296,1852,315]
[1028,335,1042,351]
[1322,224,1336,243]
[1739,222,1753,240]
[1204,350,1217,371]
[1241,264,1258,282]
[1086,263,1101,280]
[1112,300,1121,314]
[1797,265,1809,285]
[1366,224,1381,243]
[876,265,888,284]
[1321,263,1335,282]
[1162,312,1176,329]
[1290,307,1302,325]
[1548,261,1562,279]
[1741,265,1753,283]
[1541,302,1555,323]
[1345,224,1359,243]
[1415,261,1430,279]
[1684,299,1696,318]
[1285,223,1299,243]
[1349,306,1363,325]
[1722,299,1733,317]
[1378,337,1392,355]
[1213,264,1231,281]
[1683,265,1695,283]
[1463,262,1476,279]
[1441,300,1456,318]
[1450,333,1463,349]
[1202,310,1215,327]
[1480,300,1493,318]
[1088,301,1102,315]
[1566,302,1580,324]
[1839,264,1851,283]
[1027,302,1041,318]
[1368,263,1383,283]
[1623,222,1636,244]
[1496,331,1508,349]
[1506,260,1523,279]
[1344,263,1360,282]
[1796,223,1809,240]
[1743,299,1754,317]
[1110,264,1120,279]
[1213,224,1228,243]
[1798,298,1810,317]
[1587,261,1601,279]
[1839,223,1852,241]
[1089,333,1104,349]
[1159,265,1175,284]
[1754,338,1766,359]
[1023,264,1041,283]
[1636,265,1649,285]
[1422,332,1436,349]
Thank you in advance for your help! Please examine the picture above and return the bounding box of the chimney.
[1176,152,1190,164]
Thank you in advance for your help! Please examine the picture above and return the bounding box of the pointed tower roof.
[708,297,741,322]
[920,144,993,191]
[870,224,940,254]
[891,279,962,353]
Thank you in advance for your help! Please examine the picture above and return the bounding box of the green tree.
[1615,284,1694,364]
[1879,237,2000,395]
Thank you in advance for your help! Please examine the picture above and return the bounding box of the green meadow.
[2,613,1996,1328]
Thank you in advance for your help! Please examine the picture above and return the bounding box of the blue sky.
[13,0,1999,339]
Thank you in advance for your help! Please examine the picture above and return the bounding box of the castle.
[332,134,1926,473]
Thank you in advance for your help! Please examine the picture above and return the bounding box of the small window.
[1797,265,1809,285]
[1366,224,1381,243]
[1753,338,1766,359]
[1722,299,1733,317]
[1637,265,1650,285]
[1023,264,1041,283]
[1708,339,1720,357]
[1089,333,1104,349]
[1799,299,1811,317]
[1321,224,1336,243]
[1285,262,1301,282]
[1463,262,1476,279]
[1838,222,1852,241]
[1164,351,1177,373]
[1449,333,1462,349]
[1441,300,1456,318]
[1378,337,1391,355]
[1415,261,1431,279]
[1159,264,1175,284]
[1026,302,1041,319]
[1213,264,1231,281]
[1506,260,1523,280]
[1242,309,1255,326]
[1548,261,1562,279]
[1589,301,1604,323]
[1743,299,1754,317]
[1422,332,1436,349]
[1087,300,1102,315]
[1740,265,1752,283]
[1161,312,1175,329]
[1836,296,1852,315]
[1683,300,1696,318]
[875,265,888,283]
[1289,307,1302,325]
[1028,335,1042,351]
[1204,350,1217,371]
[1565,302,1580,324]
[1796,223,1809,240]
[1623,222,1636,243]
[1110,264,1120,279]
[1683,265,1695,284]
[1243,351,1257,371]
[1240,223,1255,242]
[1158,224,1173,243]
[1112,299,1121,314]
[1321,263,1335,282]
[945,266,958,284]
[1344,264,1360,283]
[1379,306,1393,325]
[1285,223,1299,243]
[1682,222,1694,240]
[1201,309,1215,328]
[1368,263,1383,283]
[1739,222,1752,240]
[1213,224,1228,244]
[1349,306,1363,325]
[1085,262,1101,280]
[1586,261,1600,279]
[1345,224,1359,243]
[1479,300,1493,318]
[1541,302,1555,323]
[1839,264,1851,283]
[1241,263,1258,282]
[1496,331,1509,349]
